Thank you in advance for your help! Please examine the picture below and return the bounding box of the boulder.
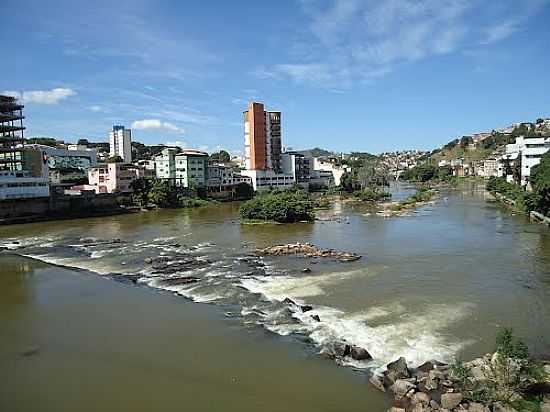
[300,305,313,313]
[417,360,447,373]
[467,402,490,412]
[328,343,351,358]
[160,276,200,286]
[429,400,440,410]
[412,391,430,406]
[144,257,153,264]
[389,379,417,401]
[283,297,296,305]
[469,366,486,381]
[440,393,463,410]
[369,375,386,392]
[302,268,312,273]
[384,357,411,386]
[492,402,518,412]
[350,345,372,361]
[310,315,321,322]
[387,408,405,412]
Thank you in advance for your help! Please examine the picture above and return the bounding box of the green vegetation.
[26,137,61,147]
[353,188,391,202]
[131,142,169,161]
[239,187,315,223]
[451,328,548,408]
[340,157,390,194]
[486,177,540,213]
[234,182,254,200]
[130,178,210,209]
[401,163,456,183]
[530,151,550,216]
[106,155,124,163]
[209,150,231,163]
[314,194,332,209]
[390,188,435,211]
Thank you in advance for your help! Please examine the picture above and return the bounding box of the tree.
[210,150,231,163]
[239,188,315,223]
[77,138,90,146]
[26,137,60,147]
[234,182,254,200]
[530,151,550,215]
[147,179,175,208]
[107,155,124,163]
[339,171,356,192]
[130,178,151,208]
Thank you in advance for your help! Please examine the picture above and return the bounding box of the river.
[1,182,550,411]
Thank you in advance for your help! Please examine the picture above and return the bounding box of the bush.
[453,328,547,406]
[353,188,392,202]
[239,188,315,223]
[486,177,535,213]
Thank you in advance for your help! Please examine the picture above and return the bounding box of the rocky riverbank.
[370,355,550,412]
[256,242,362,262]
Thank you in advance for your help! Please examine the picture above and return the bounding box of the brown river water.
[1,182,550,411]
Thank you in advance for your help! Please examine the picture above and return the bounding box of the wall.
[0,192,125,223]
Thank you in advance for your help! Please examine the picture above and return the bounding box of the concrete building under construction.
[0,95,26,172]
[0,95,50,200]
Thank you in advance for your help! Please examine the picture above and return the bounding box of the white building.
[241,169,295,191]
[109,125,132,163]
[499,136,550,186]
[312,157,349,186]
[153,148,209,188]
[0,170,49,200]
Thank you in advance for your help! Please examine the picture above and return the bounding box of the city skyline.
[2,0,550,154]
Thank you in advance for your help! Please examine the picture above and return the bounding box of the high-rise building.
[109,125,132,163]
[242,102,297,191]
[244,102,282,172]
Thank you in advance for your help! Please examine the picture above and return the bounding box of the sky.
[2,0,549,155]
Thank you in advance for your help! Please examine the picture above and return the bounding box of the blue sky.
[2,0,549,154]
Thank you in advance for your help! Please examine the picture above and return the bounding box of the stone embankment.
[256,242,361,262]
[370,356,550,412]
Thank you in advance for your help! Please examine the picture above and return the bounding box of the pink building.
[86,163,140,194]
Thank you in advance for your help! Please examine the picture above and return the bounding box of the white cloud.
[89,105,104,112]
[2,88,76,104]
[481,19,521,45]
[131,119,184,133]
[254,0,543,88]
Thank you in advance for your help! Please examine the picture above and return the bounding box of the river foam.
[1,233,475,373]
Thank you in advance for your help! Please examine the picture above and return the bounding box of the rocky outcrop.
[376,355,550,412]
[319,342,372,363]
[256,243,361,262]
[144,254,210,275]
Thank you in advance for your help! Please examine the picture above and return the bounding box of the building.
[154,148,208,188]
[109,125,132,163]
[241,169,295,191]
[312,157,349,186]
[500,136,550,186]
[86,163,140,194]
[244,102,282,172]
[481,158,499,178]
[24,144,97,185]
[0,95,50,200]
[242,102,298,191]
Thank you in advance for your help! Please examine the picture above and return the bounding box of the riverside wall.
[0,192,128,225]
